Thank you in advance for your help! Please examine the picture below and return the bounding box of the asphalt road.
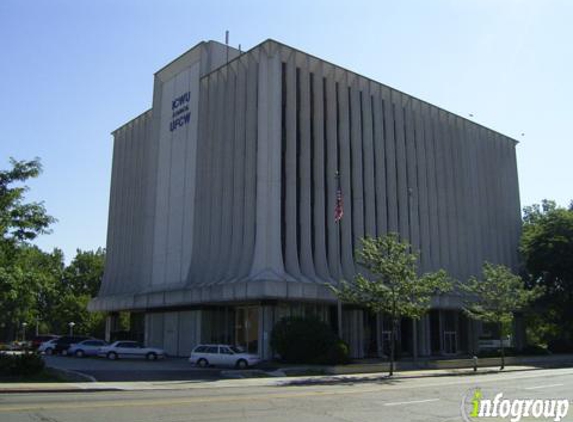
[43,355,224,381]
[1,367,573,422]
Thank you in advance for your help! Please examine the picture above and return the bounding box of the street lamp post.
[68,322,75,336]
[22,322,28,343]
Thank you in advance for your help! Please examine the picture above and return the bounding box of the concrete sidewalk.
[2,353,572,394]
[0,364,541,394]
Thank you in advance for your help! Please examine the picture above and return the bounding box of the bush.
[270,316,349,364]
[548,338,573,354]
[519,344,551,356]
[324,339,350,365]
[0,352,45,377]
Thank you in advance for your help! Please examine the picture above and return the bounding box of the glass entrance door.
[235,307,259,354]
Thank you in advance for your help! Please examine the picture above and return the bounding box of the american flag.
[334,172,344,222]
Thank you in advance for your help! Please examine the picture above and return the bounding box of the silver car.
[68,339,108,358]
[189,344,261,369]
[98,341,165,360]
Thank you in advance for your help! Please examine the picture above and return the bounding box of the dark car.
[30,335,59,350]
[49,336,92,355]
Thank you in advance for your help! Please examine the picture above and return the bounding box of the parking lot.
[43,354,225,382]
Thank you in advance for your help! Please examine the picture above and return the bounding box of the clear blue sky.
[1,0,571,261]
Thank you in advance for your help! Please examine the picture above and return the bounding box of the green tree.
[520,200,573,351]
[0,246,63,340]
[0,158,55,255]
[63,248,105,297]
[330,234,452,376]
[51,249,106,337]
[0,158,57,340]
[459,262,541,370]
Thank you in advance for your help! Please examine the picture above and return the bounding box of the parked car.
[47,336,92,355]
[189,344,261,369]
[38,338,59,354]
[68,339,108,358]
[98,341,165,360]
[31,335,59,350]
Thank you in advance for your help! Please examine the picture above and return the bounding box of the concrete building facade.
[90,39,522,359]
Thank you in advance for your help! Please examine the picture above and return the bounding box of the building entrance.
[235,307,259,353]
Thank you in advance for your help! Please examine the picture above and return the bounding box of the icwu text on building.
[90,39,522,359]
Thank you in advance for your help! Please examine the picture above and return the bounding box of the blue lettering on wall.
[169,90,191,132]
[172,92,190,110]
[170,112,191,132]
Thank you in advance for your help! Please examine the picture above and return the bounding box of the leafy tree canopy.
[0,158,56,253]
[332,234,452,319]
[459,262,541,326]
[520,199,573,351]
[521,199,573,296]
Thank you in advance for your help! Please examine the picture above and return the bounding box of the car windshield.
[229,346,244,353]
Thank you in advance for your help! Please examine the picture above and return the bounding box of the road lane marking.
[384,398,440,406]
[524,383,564,390]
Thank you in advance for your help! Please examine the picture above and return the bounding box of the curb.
[0,387,120,394]
[46,366,97,383]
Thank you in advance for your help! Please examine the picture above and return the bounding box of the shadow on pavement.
[81,370,223,382]
[276,374,402,388]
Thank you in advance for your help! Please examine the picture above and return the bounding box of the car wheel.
[107,352,118,360]
[236,359,248,369]
[146,352,157,361]
[197,358,209,368]
[45,348,54,355]
[75,350,84,358]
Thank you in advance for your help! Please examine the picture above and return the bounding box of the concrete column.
[435,110,450,271]
[259,306,274,360]
[237,53,258,279]
[382,87,398,233]
[298,55,316,279]
[105,315,112,343]
[393,92,409,241]
[412,319,418,360]
[226,60,247,280]
[371,89,388,237]
[443,115,459,278]
[311,62,331,281]
[203,72,225,284]
[360,80,376,238]
[324,66,341,279]
[337,73,355,279]
[423,104,440,272]
[404,98,420,253]
[376,313,383,357]
[349,79,364,266]
[438,310,444,355]
[249,47,286,280]
[417,315,431,357]
[343,309,365,359]
[283,52,301,278]
[214,67,237,283]
[414,100,431,272]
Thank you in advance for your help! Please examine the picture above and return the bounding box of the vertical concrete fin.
[249,46,286,281]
